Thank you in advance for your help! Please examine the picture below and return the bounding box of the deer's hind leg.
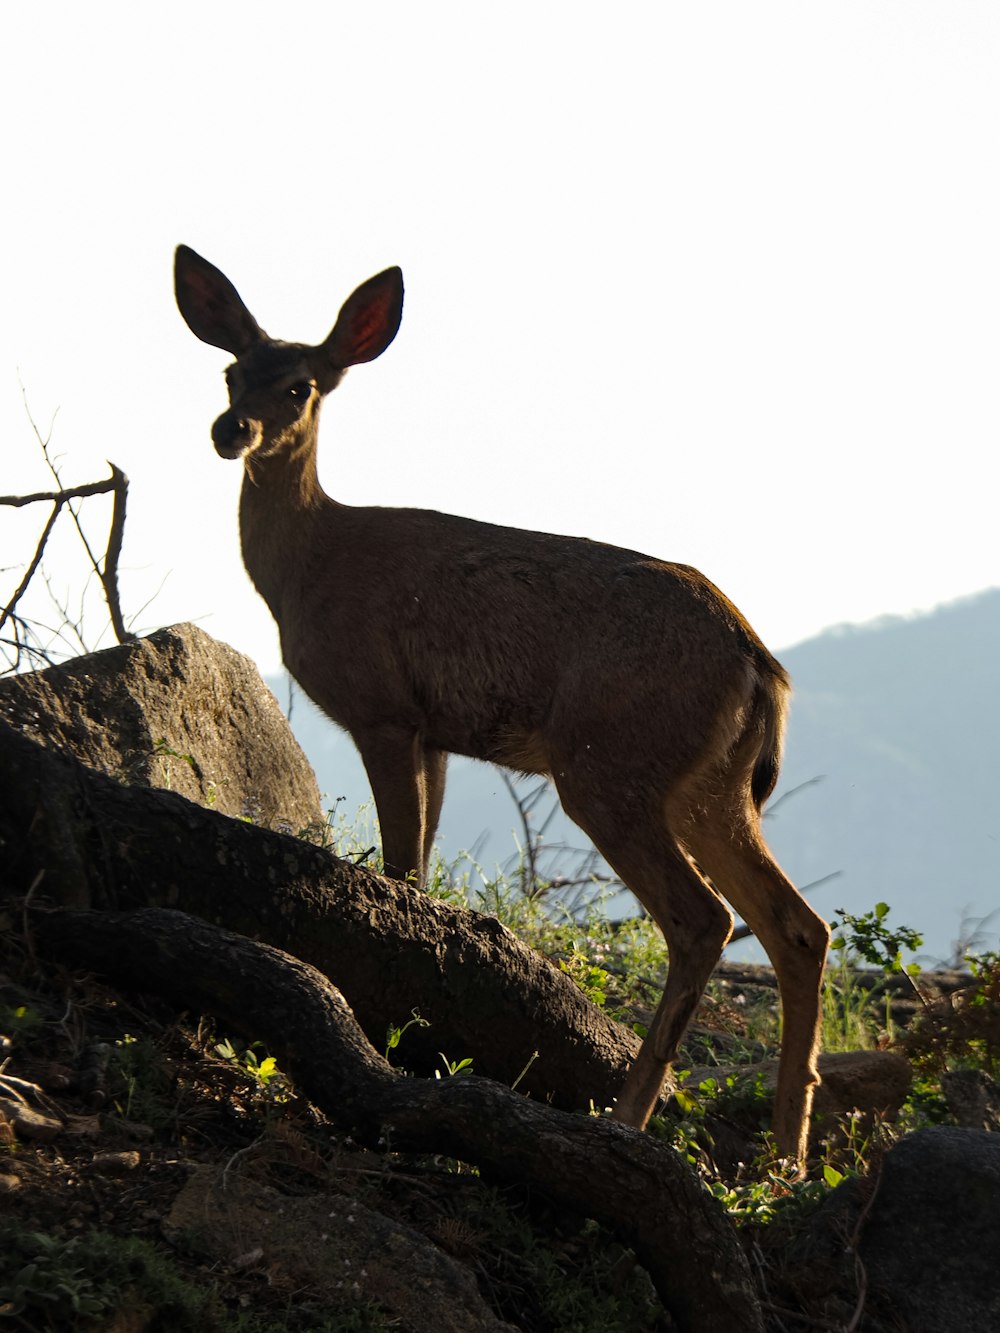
[679,796,830,1162]
[551,772,735,1130]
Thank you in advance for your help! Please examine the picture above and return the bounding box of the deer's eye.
[287,381,313,400]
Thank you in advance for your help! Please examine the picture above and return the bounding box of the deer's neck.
[237,431,336,616]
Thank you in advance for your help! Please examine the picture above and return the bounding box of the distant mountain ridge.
[770,588,1000,963]
[269,587,1000,964]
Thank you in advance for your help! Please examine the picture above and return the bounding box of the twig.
[0,501,61,637]
[759,1302,845,1331]
[500,770,543,898]
[222,1137,264,1190]
[844,1152,885,1332]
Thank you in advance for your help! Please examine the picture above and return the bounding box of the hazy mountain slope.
[771,588,1000,962]
[270,587,1000,963]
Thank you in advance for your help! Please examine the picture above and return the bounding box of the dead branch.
[1,462,135,670]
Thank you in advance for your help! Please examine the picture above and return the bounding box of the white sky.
[2,3,998,675]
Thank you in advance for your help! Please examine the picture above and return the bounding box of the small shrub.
[823,902,924,1051]
[900,952,1000,1079]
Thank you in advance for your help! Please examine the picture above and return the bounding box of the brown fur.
[174,245,830,1161]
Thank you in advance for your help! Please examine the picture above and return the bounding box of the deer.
[174,244,830,1162]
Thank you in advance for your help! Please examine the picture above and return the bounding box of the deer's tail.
[750,658,792,811]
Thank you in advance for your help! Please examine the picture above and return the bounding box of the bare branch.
[0,476,126,508]
[1,455,135,669]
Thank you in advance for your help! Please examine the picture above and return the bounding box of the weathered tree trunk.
[34,906,764,1333]
[0,718,635,1108]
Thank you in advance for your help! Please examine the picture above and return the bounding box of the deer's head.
[174,245,403,461]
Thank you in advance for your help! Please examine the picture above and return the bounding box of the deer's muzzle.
[212,413,262,459]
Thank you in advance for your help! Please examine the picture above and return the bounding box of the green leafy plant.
[109,1032,175,1129]
[558,949,610,1007]
[706,1157,832,1227]
[823,902,924,1049]
[215,1037,277,1085]
[211,1037,293,1121]
[0,1230,113,1325]
[436,1052,474,1078]
[383,1008,431,1062]
[830,902,923,975]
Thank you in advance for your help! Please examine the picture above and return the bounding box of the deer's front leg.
[356,726,437,884]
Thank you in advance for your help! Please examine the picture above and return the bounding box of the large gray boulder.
[787,1126,1000,1330]
[0,624,324,834]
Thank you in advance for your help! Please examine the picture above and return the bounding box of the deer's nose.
[212,412,261,458]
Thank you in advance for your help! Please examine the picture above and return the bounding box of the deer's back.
[270,504,784,770]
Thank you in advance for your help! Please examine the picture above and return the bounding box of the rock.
[786,1127,1000,1331]
[165,1166,518,1332]
[89,1150,142,1175]
[941,1067,1000,1130]
[0,1098,62,1141]
[21,1060,73,1091]
[684,1048,912,1148]
[0,623,324,834]
[63,1114,103,1138]
[810,1049,913,1137]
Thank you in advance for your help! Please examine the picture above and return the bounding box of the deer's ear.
[322,267,403,369]
[174,245,266,355]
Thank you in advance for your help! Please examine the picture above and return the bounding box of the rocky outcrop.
[785,1126,1000,1331]
[0,623,324,834]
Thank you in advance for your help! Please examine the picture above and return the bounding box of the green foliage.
[823,902,924,1051]
[707,1160,832,1227]
[0,1223,394,1331]
[830,902,923,976]
[658,1069,772,1173]
[383,1008,430,1062]
[0,1002,45,1044]
[0,1229,112,1325]
[897,1071,952,1131]
[651,1073,849,1228]
[435,1052,475,1078]
[109,1032,176,1130]
[214,1037,291,1106]
[0,1224,228,1330]
[558,949,610,1008]
[306,798,379,867]
[312,811,1000,1253]
[821,962,881,1053]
